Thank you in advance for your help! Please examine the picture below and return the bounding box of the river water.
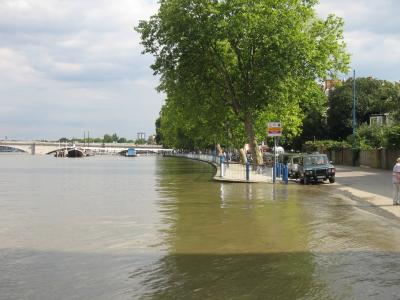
[0,154,400,299]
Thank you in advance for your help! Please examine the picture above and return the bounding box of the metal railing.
[167,153,289,183]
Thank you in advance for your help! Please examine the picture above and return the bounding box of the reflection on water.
[136,252,322,300]
[144,158,400,299]
[1,155,400,299]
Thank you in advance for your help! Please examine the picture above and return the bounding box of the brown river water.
[0,154,400,299]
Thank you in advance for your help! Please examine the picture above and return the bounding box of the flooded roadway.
[0,155,399,299]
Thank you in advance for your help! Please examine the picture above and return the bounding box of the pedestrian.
[224,151,229,168]
[393,157,400,205]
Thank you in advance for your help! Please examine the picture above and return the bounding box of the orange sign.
[268,122,282,137]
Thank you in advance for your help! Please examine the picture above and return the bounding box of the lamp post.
[352,70,357,166]
[352,70,356,136]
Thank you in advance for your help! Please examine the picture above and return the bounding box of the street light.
[352,70,357,166]
[352,70,356,136]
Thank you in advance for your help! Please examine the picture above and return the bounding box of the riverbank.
[216,162,400,218]
[167,154,399,218]
[213,159,399,218]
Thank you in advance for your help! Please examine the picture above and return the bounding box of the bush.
[303,123,400,152]
[304,140,351,153]
[355,123,387,149]
[385,124,400,149]
[353,123,400,150]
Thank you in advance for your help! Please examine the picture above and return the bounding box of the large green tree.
[289,83,329,150]
[327,77,400,140]
[137,0,349,162]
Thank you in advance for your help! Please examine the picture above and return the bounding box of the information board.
[267,122,282,137]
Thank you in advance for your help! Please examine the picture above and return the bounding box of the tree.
[135,138,146,145]
[155,117,163,145]
[356,123,387,149]
[103,133,120,143]
[137,0,349,163]
[288,83,329,150]
[327,77,400,140]
[111,133,119,143]
[386,124,400,149]
[103,134,113,143]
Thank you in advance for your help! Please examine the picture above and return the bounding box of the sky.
[0,0,399,141]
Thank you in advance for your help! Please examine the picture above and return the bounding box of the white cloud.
[1,0,399,140]
[317,0,400,81]
[0,47,45,84]
[0,0,162,140]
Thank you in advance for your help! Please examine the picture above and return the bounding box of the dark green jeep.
[297,153,335,184]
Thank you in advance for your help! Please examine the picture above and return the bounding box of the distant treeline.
[57,133,156,145]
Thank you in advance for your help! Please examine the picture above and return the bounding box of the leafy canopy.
[137,0,349,154]
[328,77,400,140]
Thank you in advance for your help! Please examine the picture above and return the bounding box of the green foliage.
[328,77,400,139]
[60,135,134,144]
[103,133,122,143]
[304,140,351,153]
[135,138,146,145]
[155,117,163,145]
[385,124,400,149]
[137,0,349,156]
[103,134,113,143]
[347,122,400,150]
[355,123,387,150]
[290,84,329,150]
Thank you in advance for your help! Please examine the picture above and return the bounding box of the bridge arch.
[0,145,28,153]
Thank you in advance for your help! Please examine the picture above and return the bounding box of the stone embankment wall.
[323,149,400,170]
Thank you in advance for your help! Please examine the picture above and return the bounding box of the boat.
[125,148,137,157]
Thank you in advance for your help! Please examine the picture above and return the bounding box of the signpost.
[267,122,282,137]
[268,122,282,183]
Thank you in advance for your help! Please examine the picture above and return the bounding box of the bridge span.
[0,141,172,155]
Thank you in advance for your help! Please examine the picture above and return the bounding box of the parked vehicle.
[287,155,301,178]
[263,153,274,167]
[279,153,299,164]
[297,153,335,184]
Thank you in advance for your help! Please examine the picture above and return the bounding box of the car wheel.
[329,177,335,183]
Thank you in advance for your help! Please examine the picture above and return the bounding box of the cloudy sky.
[0,0,399,140]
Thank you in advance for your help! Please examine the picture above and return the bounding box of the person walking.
[393,157,400,205]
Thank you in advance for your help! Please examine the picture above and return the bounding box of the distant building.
[369,113,392,127]
[137,132,146,140]
[322,79,342,96]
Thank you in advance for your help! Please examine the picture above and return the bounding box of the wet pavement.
[214,159,400,219]
[334,165,400,218]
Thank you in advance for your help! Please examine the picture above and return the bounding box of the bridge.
[0,141,172,155]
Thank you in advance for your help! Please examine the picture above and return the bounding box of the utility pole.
[352,70,357,166]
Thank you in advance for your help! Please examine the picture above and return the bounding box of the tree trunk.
[216,143,223,156]
[239,148,247,164]
[244,117,263,165]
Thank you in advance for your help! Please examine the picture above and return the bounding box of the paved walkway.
[213,163,273,183]
[333,165,400,218]
[213,162,399,218]
[172,154,399,219]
